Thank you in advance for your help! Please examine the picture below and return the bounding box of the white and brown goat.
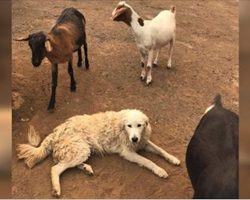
[111,1,176,85]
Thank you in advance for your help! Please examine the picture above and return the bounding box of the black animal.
[186,94,239,199]
[14,7,89,110]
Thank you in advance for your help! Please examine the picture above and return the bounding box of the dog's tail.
[17,125,53,168]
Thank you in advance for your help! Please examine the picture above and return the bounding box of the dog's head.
[121,109,150,143]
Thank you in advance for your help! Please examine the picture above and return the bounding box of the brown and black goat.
[14,7,89,110]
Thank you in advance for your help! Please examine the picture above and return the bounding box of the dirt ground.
[12,0,238,199]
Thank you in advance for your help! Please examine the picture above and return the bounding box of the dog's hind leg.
[51,160,90,197]
[77,163,93,175]
[51,162,71,197]
[51,142,91,197]
[144,140,180,165]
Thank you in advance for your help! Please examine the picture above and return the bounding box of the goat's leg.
[146,50,154,85]
[167,39,174,69]
[153,49,160,67]
[145,140,180,165]
[77,47,83,67]
[68,59,76,92]
[140,51,146,81]
[83,41,89,69]
[48,64,58,110]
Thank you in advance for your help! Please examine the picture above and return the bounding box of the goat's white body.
[118,3,176,84]
[133,11,175,52]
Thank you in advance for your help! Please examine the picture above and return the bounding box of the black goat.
[14,7,89,110]
[186,94,239,199]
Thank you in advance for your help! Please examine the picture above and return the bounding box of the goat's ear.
[112,7,127,21]
[45,39,53,52]
[13,35,30,41]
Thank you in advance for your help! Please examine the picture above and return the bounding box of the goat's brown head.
[111,1,132,26]
[14,31,52,67]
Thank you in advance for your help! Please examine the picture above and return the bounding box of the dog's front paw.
[169,156,181,166]
[154,167,168,178]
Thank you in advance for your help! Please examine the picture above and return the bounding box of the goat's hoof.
[77,62,82,67]
[166,65,172,70]
[47,105,55,110]
[85,61,89,70]
[70,86,76,92]
[140,76,145,81]
[146,79,152,85]
[153,63,158,67]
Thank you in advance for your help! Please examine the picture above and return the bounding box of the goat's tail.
[213,94,223,107]
[17,125,53,169]
[170,5,176,15]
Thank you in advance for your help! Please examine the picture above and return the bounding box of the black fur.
[186,95,239,199]
[138,18,144,26]
[213,93,222,107]
[28,31,47,67]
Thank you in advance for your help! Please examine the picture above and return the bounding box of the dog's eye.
[128,125,132,128]
[137,124,141,127]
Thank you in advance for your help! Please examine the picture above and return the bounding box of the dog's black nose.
[132,137,138,143]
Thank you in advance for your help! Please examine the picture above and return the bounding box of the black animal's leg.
[77,47,82,67]
[83,42,89,69]
[68,59,76,92]
[48,64,58,110]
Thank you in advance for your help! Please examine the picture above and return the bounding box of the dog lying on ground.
[17,109,180,197]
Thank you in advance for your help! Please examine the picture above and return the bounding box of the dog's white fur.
[17,109,180,197]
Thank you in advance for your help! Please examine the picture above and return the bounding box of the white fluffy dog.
[17,109,180,197]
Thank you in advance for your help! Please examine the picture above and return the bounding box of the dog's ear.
[119,110,129,130]
[121,122,125,131]
[143,115,149,126]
